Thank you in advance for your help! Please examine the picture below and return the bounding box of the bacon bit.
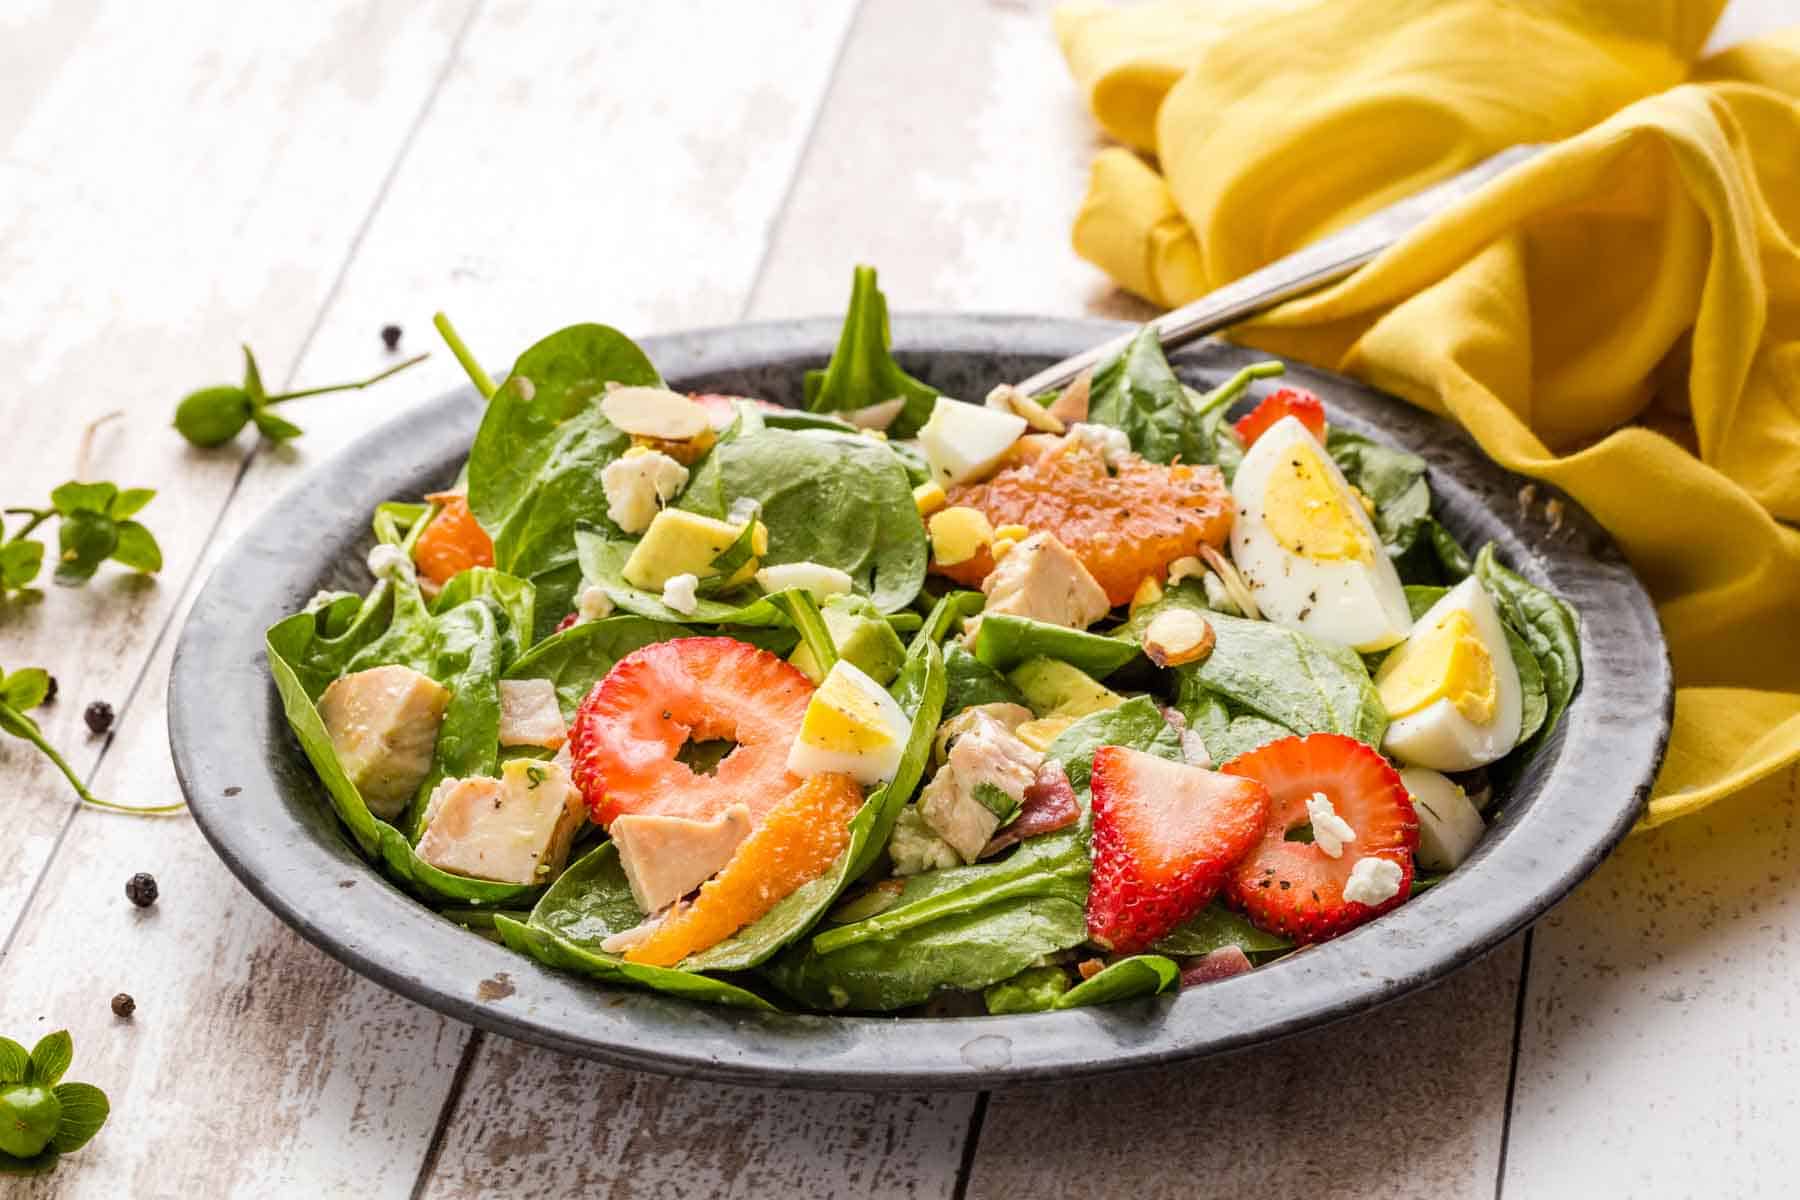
[1077,958,1106,981]
[1180,945,1253,987]
[981,760,1081,857]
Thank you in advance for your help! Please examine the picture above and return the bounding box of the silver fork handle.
[1014,143,1544,397]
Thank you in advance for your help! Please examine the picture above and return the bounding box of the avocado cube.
[1007,656,1124,719]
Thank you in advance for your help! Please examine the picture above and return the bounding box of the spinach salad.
[267,266,1581,1016]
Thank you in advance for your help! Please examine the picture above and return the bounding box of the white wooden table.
[2,3,1792,1196]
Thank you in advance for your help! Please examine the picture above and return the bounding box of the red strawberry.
[1087,746,1271,955]
[1222,733,1418,944]
[569,637,814,828]
[1233,387,1327,448]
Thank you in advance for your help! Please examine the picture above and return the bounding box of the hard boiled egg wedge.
[786,659,910,786]
[1229,415,1410,652]
[1376,577,1523,771]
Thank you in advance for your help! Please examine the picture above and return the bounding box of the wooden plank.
[1500,767,1800,1197]
[0,0,479,939]
[969,944,1523,1200]
[745,0,1149,323]
[421,1039,971,1200]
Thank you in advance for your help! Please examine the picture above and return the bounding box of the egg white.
[1229,416,1411,652]
[1381,577,1523,771]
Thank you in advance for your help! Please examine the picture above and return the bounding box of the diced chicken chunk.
[318,664,451,820]
[497,679,567,749]
[979,532,1109,631]
[932,702,1034,765]
[415,758,586,885]
[919,711,1044,862]
[610,804,753,913]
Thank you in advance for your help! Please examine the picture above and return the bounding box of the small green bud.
[173,385,254,447]
[0,1083,62,1158]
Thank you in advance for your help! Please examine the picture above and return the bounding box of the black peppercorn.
[84,700,114,735]
[43,675,57,704]
[111,993,136,1019]
[125,872,158,908]
[380,324,403,351]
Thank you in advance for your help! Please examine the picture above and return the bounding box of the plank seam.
[411,1029,485,1200]
[738,0,866,320]
[1492,927,1535,1200]
[951,1090,990,1200]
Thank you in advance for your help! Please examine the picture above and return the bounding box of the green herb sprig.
[6,482,163,589]
[0,509,48,599]
[0,665,184,815]
[174,345,427,447]
[0,1031,110,1175]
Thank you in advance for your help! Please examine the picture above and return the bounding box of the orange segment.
[938,444,1232,605]
[413,492,495,587]
[624,772,863,966]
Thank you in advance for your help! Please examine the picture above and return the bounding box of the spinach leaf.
[494,915,776,1012]
[524,641,947,980]
[266,622,538,907]
[762,699,1180,1011]
[983,965,1071,1014]
[943,644,1026,716]
[431,568,536,671]
[466,323,661,633]
[503,614,691,718]
[1155,902,1291,958]
[677,428,927,612]
[764,891,1088,1012]
[574,528,789,626]
[1474,545,1581,745]
[1180,688,1294,764]
[912,589,985,649]
[1053,955,1180,1008]
[802,265,938,438]
[1426,519,1473,580]
[1179,611,1387,748]
[1326,428,1431,562]
[347,577,512,836]
[1087,326,1202,465]
[971,614,1140,679]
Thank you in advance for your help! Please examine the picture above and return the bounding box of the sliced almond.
[1198,544,1261,621]
[986,383,1065,434]
[601,385,712,441]
[846,396,906,430]
[1048,369,1092,425]
[1142,608,1215,668]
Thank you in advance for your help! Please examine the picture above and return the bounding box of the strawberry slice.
[1087,746,1272,954]
[570,637,815,828]
[1222,733,1418,943]
[1233,388,1327,448]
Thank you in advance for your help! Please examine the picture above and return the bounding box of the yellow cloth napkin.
[1057,1,1800,828]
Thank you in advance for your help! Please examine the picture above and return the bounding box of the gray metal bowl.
[167,316,1670,1090]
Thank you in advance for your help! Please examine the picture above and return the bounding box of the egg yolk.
[1375,610,1498,724]
[800,681,898,753]
[1262,443,1373,563]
